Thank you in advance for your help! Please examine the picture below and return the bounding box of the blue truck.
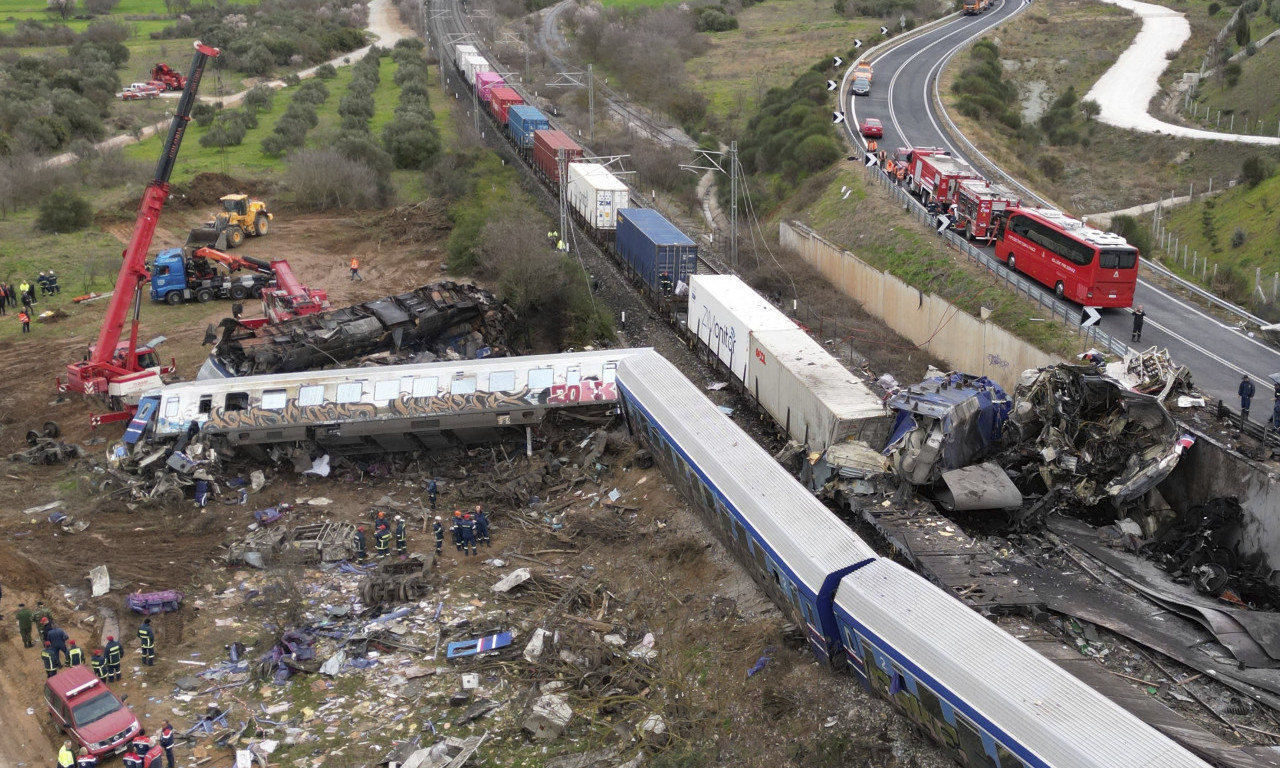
[615,208,699,297]
[150,245,274,305]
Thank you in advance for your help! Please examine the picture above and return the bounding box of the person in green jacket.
[15,603,33,647]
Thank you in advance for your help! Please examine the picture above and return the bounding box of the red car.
[860,117,883,138]
[45,666,141,758]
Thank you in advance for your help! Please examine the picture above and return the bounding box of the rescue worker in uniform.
[123,732,157,768]
[66,639,84,666]
[354,526,367,561]
[76,747,98,768]
[659,271,673,296]
[33,601,53,642]
[394,515,408,556]
[474,505,491,547]
[452,510,463,552]
[47,624,70,666]
[90,648,108,680]
[460,514,477,556]
[374,523,392,558]
[58,740,75,768]
[159,721,176,768]
[426,478,438,509]
[42,641,60,677]
[15,602,33,647]
[138,618,156,666]
[105,635,124,681]
[432,517,445,555]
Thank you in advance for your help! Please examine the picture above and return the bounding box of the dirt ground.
[0,182,954,768]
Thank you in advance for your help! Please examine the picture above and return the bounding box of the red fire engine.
[952,179,1021,241]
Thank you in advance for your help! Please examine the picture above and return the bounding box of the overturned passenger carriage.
[200,282,514,379]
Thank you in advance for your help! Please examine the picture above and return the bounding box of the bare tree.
[285,147,381,211]
[46,0,75,20]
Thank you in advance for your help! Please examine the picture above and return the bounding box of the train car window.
[528,368,554,391]
[955,715,994,768]
[199,395,212,415]
[566,366,581,386]
[374,379,400,402]
[400,377,414,395]
[489,370,516,392]
[225,392,249,411]
[412,377,438,398]
[164,398,179,420]
[889,665,907,695]
[336,382,363,404]
[298,385,324,407]
[260,389,287,410]
[995,744,1026,768]
[452,377,477,395]
[752,540,768,571]
[602,363,617,383]
[699,482,714,513]
[917,681,946,723]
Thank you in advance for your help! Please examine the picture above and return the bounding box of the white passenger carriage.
[147,349,640,452]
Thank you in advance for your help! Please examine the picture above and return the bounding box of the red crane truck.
[60,41,221,426]
[150,62,186,91]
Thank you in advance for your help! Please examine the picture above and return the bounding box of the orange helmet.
[454,510,462,518]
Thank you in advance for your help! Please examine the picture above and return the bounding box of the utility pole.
[557,148,568,251]
[547,68,594,142]
[682,143,741,267]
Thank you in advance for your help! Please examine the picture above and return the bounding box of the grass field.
[684,0,871,134]
[1190,32,1280,136]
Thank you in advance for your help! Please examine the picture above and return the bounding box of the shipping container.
[615,209,698,295]
[532,130,583,185]
[487,86,523,125]
[747,328,891,453]
[565,163,629,236]
[508,105,550,149]
[476,71,504,104]
[686,275,794,382]
[463,55,491,88]
[453,44,478,73]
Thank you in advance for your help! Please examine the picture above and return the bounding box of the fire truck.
[904,149,983,208]
[952,179,1021,241]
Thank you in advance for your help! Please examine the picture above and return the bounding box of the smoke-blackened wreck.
[202,282,515,378]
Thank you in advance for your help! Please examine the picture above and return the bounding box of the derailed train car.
[199,282,514,379]
[616,350,1210,768]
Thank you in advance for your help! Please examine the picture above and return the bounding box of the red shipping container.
[533,130,583,186]
[487,86,523,125]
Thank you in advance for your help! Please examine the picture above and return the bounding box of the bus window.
[1099,248,1138,269]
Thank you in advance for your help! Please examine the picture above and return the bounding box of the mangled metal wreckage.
[1001,364,1194,510]
[200,282,515,378]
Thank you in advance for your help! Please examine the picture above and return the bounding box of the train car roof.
[617,350,878,589]
[151,348,641,398]
[751,328,887,421]
[618,209,695,246]
[834,559,1210,768]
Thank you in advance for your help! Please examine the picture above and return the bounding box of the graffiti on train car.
[547,380,617,404]
[206,388,539,431]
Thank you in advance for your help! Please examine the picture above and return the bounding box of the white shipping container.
[747,328,891,452]
[686,275,793,383]
[453,44,478,71]
[463,55,492,87]
[565,163,629,233]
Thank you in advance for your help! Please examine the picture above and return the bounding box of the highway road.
[843,2,1280,417]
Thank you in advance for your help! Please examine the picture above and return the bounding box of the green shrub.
[1038,154,1064,180]
[1242,155,1274,187]
[36,188,93,232]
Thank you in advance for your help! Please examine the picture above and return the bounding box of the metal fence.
[857,159,1129,357]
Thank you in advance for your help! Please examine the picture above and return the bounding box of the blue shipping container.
[508,106,550,149]
[615,209,698,295]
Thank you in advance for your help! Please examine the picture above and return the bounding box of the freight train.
[444,42,700,300]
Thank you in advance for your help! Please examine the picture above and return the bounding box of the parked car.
[121,83,161,100]
[45,666,141,758]
[860,117,884,138]
[851,77,871,96]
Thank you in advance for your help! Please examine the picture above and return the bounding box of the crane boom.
[191,246,274,277]
[63,41,219,410]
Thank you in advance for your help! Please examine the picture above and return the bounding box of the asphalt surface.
[844,1,1280,415]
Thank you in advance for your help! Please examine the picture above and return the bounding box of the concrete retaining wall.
[780,221,1062,391]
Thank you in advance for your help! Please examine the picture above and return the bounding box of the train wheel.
[1054,281,1065,298]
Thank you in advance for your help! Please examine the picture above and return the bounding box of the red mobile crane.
[150,62,187,91]
[182,244,330,323]
[60,41,221,425]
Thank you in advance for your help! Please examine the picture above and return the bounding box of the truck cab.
[45,667,140,758]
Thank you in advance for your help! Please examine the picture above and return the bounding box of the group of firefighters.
[57,720,176,768]
[866,140,908,184]
[15,601,147,682]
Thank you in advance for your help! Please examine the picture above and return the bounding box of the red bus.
[994,207,1138,307]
